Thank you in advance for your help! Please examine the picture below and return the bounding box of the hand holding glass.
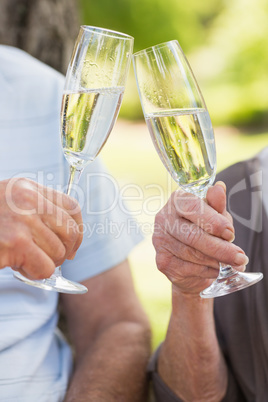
[14,26,133,294]
[133,40,263,298]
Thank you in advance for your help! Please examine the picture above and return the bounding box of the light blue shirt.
[0,46,142,401]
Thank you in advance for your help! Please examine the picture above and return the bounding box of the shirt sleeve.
[214,307,248,402]
[147,345,184,402]
[220,370,247,402]
[61,157,143,282]
[148,345,246,402]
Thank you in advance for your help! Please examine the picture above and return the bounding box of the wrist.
[171,284,214,310]
[170,284,215,344]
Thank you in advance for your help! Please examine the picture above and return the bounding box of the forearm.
[158,286,227,402]
[64,321,151,402]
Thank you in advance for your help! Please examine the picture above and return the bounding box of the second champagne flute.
[14,25,134,294]
[133,40,263,298]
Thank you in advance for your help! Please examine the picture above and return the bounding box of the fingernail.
[216,181,226,192]
[222,228,235,242]
[234,253,249,266]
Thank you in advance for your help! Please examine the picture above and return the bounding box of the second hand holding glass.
[14,26,133,294]
[133,40,263,298]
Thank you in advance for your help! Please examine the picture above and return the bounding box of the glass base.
[200,270,263,299]
[14,272,88,294]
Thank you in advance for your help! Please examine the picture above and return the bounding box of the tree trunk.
[0,0,80,74]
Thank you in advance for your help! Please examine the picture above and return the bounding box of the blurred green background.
[80,0,268,126]
[79,0,268,348]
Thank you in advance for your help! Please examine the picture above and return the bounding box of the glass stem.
[200,189,236,279]
[66,165,84,198]
[56,165,83,277]
[218,263,236,279]
[53,266,62,277]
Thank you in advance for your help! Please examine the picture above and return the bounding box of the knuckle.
[14,178,35,189]
[202,213,221,234]
[219,242,234,261]
[18,189,38,210]
[173,191,199,217]
[155,251,170,273]
[10,231,29,249]
[186,247,205,264]
[17,179,36,193]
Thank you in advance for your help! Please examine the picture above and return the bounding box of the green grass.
[101,121,268,349]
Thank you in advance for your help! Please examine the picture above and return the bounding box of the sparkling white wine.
[145,108,216,195]
[61,87,124,167]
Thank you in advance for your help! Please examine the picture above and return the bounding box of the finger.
[35,183,83,225]
[36,186,83,256]
[164,255,220,279]
[223,210,233,225]
[31,220,67,266]
[11,179,83,226]
[14,266,46,281]
[13,241,56,280]
[169,189,234,241]
[162,215,248,267]
[206,182,226,214]
[156,253,219,294]
[207,182,234,229]
[10,179,83,255]
[153,232,220,269]
[40,206,80,259]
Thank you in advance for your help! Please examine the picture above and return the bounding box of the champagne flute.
[133,40,263,298]
[14,25,133,294]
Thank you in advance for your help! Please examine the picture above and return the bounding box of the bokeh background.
[2,0,267,349]
[78,0,268,348]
